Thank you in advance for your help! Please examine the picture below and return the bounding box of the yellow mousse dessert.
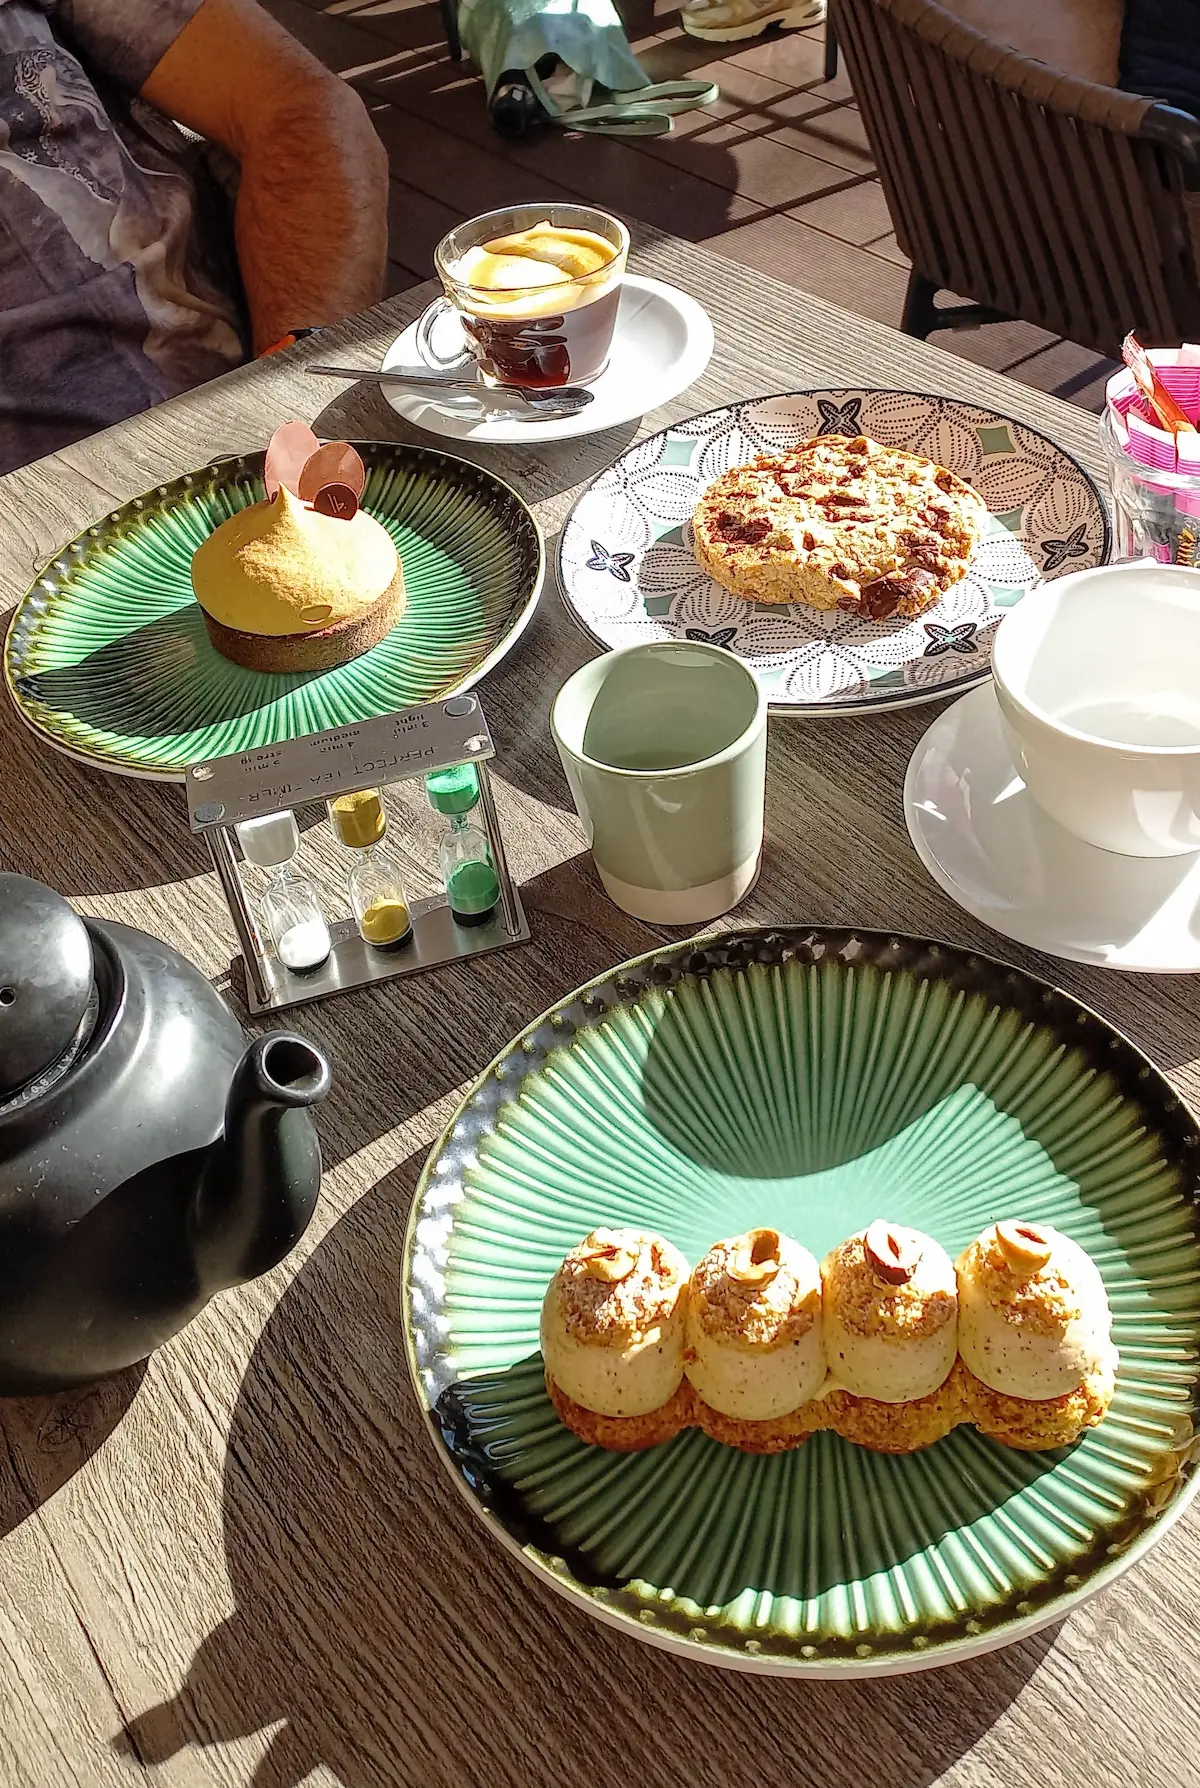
[685,1228,825,1452]
[192,476,405,673]
[540,1228,692,1451]
[956,1221,1117,1450]
[820,1222,962,1453]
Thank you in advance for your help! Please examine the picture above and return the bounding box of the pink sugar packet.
[1127,407,1179,471]
[1157,359,1200,420]
[1107,345,1200,474]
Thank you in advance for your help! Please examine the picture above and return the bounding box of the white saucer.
[379,274,714,445]
[904,683,1200,972]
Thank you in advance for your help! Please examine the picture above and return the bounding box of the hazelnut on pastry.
[819,1223,961,1452]
[540,1229,689,1428]
[684,1228,825,1426]
[956,1221,1117,1449]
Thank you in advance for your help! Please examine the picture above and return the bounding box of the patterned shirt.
[0,0,247,475]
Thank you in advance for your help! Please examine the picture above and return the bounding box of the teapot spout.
[193,1033,332,1290]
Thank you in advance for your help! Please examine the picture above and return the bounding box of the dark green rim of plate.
[403,927,1200,1676]
[5,441,544,781]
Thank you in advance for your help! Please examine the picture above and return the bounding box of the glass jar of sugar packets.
[1102,411,1200,566]
[327,789,414,951]
[235,811,332,973]
[1102,346,1200,566]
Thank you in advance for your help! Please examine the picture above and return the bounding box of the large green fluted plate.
[403,928,1200,1677]
[4,442,543,780]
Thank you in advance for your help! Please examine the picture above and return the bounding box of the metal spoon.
[304,363,594,415]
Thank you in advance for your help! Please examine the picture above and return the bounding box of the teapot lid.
[0,875,94,1097]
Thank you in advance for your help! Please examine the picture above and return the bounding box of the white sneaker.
[681,0,826,43]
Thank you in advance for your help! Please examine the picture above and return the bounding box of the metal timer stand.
[185,693,530,1014]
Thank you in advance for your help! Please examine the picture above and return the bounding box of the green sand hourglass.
[426,763,501,928]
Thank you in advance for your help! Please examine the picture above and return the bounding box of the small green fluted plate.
[4,442,543,780]
[404,929,1200,1676]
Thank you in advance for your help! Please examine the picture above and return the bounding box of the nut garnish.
[727,1227,782,1287]
[863,1221,923,1286]
[580,1230,640,1283]
[995,1220,1053,1274]
[650,1240,679,1286]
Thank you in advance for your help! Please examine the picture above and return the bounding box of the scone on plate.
[820,1221,963,1452]
[540,1228,691,1450]
[685,1228,826,1453]
[691,433,989,621]
[956,1220,1117,1450]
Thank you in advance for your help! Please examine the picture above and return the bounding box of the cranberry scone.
[691,433,989,620]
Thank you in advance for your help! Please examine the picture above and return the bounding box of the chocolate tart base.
[199,565,407,673]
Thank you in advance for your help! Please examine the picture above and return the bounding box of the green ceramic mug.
[550,641,767,923]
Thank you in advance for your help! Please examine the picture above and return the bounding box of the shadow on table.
[118,1146,1055,1788]
[217,848,665,1184]
[0,687,213,896]
[0,1362,146,1541]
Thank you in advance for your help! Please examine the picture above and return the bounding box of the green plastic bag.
[459,0,718,135]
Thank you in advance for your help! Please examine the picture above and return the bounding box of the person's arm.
[141,0,389,354]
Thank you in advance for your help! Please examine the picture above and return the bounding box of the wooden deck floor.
[268,0,1116,412]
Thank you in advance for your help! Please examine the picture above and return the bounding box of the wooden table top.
[1,231,1197,1788]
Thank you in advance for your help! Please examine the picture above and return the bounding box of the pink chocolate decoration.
[298,441,366,502]
[312,482,359,519]
[264,421,321,498]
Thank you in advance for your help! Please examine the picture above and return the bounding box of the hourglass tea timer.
[186,695,530,1013]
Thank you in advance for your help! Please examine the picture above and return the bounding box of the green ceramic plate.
[404,929,1200,1677]
[4,442,543,781]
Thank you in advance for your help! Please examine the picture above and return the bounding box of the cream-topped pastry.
[822,1222,958,1403]
[685,1228,824,1422]
[956,1220,1116,1400]
[540,1228,689,1421]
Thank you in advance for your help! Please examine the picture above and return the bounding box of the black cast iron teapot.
[0,874,332,1393]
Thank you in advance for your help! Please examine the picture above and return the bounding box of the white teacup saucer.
[379,274,714,445]
[904,683,1200,972]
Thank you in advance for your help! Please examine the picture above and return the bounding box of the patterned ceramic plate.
[404,928,1200,1677]
[5,442,543,780]
[558,390,1111,714]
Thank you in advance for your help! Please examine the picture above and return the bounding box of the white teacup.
[990,561,1200,858]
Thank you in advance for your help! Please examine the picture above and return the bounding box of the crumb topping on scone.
[691,434,988,618]
[823,1229,957,1341]
[690,1232,820,1351]
[554,1229,687,1346]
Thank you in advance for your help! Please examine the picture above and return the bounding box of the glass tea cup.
[420,203,629,391]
